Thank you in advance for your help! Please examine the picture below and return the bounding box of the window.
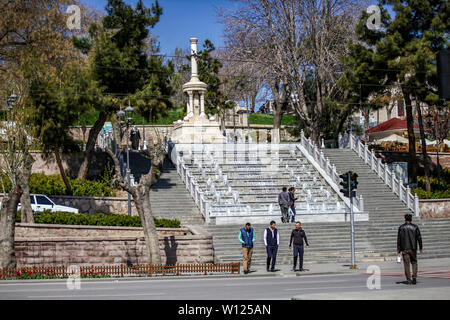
[30,196,35,204]
[35,195,53,206]
[397,102,404,117]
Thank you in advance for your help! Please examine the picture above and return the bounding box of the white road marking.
[27,292,166,299]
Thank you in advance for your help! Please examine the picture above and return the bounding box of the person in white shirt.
[264,220,279,272]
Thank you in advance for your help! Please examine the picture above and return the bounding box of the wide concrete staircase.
[199,147,450,265]
[150,158,204,225]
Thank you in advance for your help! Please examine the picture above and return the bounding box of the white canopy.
[375,134,409,144]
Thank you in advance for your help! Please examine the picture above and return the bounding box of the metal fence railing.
[339,132,419,216]
[1,262,241,280]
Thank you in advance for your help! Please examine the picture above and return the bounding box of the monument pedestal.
[171,115,226,143]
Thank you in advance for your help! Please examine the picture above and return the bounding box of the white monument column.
[188,92,194,117]
[200,92,206,118]
[190,38,199,80]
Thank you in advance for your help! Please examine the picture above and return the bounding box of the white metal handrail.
[343,133,419,216]
[298,131,364,213]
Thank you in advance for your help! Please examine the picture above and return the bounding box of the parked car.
[17,194,79,214]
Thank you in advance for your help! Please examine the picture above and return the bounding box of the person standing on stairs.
[278,187,290,223]
[288,187,299,223]
[264,221,279,272]
[238,222,256,274]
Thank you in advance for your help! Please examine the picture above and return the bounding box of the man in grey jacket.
[278,187,290,223]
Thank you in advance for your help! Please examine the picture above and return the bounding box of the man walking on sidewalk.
[264,221,279,272]
[278,187,290,223]
[238,222,255,274]
[397,213,423,285]
[289,222,309,271]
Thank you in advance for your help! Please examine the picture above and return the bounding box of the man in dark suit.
[264,221,279,272]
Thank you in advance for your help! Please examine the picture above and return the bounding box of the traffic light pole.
[348,171,356,269]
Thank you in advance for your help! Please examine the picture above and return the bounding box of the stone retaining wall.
[419,199,450,219]
[14,224,214,267]
[49,195,138,216]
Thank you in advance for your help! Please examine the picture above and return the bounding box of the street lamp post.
[117,104,135,216]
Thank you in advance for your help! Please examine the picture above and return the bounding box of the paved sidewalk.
[292,287,450,300]
[242,257,450,277]
[2,258,449,284]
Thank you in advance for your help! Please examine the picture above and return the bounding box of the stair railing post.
[414,194,420,218]
[399,179,403,201]
[377,158,382,178]
[371,149,375,171]
[406,186,411,209]
[359,195,364,212]
[391,169,396,192]
[364,142,368,164]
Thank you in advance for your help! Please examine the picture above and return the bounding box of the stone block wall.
[14,224,215,267]
[419,199,450,219]
[49,195,138,216]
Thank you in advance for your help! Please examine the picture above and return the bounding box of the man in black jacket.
[397,214,423,285]
[289,222,309,271]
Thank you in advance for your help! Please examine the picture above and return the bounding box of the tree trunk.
[416,102,431,193]
[402,88,418,185]
[272,106,282,144]
[135,190,162,265]
[77,111,109,181]
[55,149,72,195]
[19,154,34,223]
[0,190,19,268]
[105,146,163,266]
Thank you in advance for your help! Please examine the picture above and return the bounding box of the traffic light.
[350,172,358,196]
[339,172,350,198]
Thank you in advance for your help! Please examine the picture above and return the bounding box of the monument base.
[171,116,226,144]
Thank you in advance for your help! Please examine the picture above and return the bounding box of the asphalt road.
[1,271,450,300]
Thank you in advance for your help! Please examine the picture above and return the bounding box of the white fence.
[340,132,419,216]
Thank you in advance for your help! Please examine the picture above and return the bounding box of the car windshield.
[35,195,53,206]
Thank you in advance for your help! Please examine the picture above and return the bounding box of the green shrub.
[412,188,450,199]
[16,210,181,228]
[2,173,114,197]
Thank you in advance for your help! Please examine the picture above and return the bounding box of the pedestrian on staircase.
[397,213,423,285]
[278,187,290,223]
[288,187,299,223]
[289,222,309,271]
[264,221,279,272]
[238,223,255,274]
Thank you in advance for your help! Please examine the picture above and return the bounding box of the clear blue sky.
[83,0,238,55]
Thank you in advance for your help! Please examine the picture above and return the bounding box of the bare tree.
[219,0,366,144]
[105,120,164,265]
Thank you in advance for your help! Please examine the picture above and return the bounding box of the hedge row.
[16,211,181,228]
[413,169,450,199]
[1,173,114,197]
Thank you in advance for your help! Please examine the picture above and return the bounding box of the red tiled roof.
[366,117,419,134]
